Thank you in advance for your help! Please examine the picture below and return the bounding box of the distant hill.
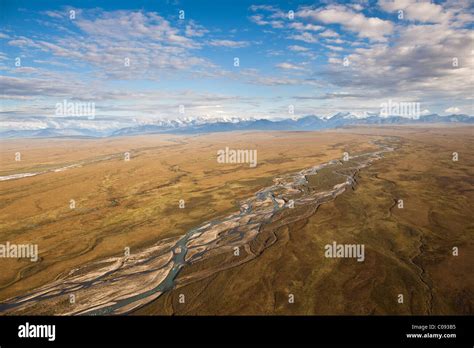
[1,113,472,138]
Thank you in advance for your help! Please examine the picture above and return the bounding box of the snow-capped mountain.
[0,113,472,138]
[323,111,379,120]
[327,112,362,120]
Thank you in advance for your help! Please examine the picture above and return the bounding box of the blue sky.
[0,0,472,126]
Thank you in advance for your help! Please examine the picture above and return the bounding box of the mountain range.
[1,113,472,138]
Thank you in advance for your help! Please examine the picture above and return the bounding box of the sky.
[0,0,473,125]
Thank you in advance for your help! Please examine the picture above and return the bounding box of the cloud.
[185,20,209,37]
[249,5,277,12]
[249,14,284,28]
[249,5,286,28]
[75,11,197,48]
[325,45,344,52]
[240,69,320,86]
[8,36,38,47]
[208,39,250,48]
[249,14,267,25]
[378,0,450,23]
[297,5,394,41]
[325,38,345,44]
[3,2,472,119]
[288,22,324,31]
[319,29,340,38]
[43,10,65,19]
[348,4,364,11]
[276,62,304,70]
[294,92,368,100]
[288,45,309,52]
[319,22,473,108]
[6,10,216,81]
[289,32,318,43]
[0,72,265,118]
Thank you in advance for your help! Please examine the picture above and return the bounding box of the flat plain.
[0,126,472,315]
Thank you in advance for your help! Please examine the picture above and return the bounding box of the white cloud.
[325,38,345,44]
[249,5,277,12]
[185,20,209,37]
[43,10,65,19]
[288,22,324,32]
[276,62,304,70]
[75,11,198,48]
[3,3,472,119]
[289,32,318,43]
[5,10,217,81]
[249,5,286,29]
[288,45,309,52]
[298,5,394,41]
[321,22,473,109]
[378,0,450,23]
[319,29,340,38]
[349,4,364,11]
[208,39,250,48]
[325,45,344,52]
[250,14,268,26]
